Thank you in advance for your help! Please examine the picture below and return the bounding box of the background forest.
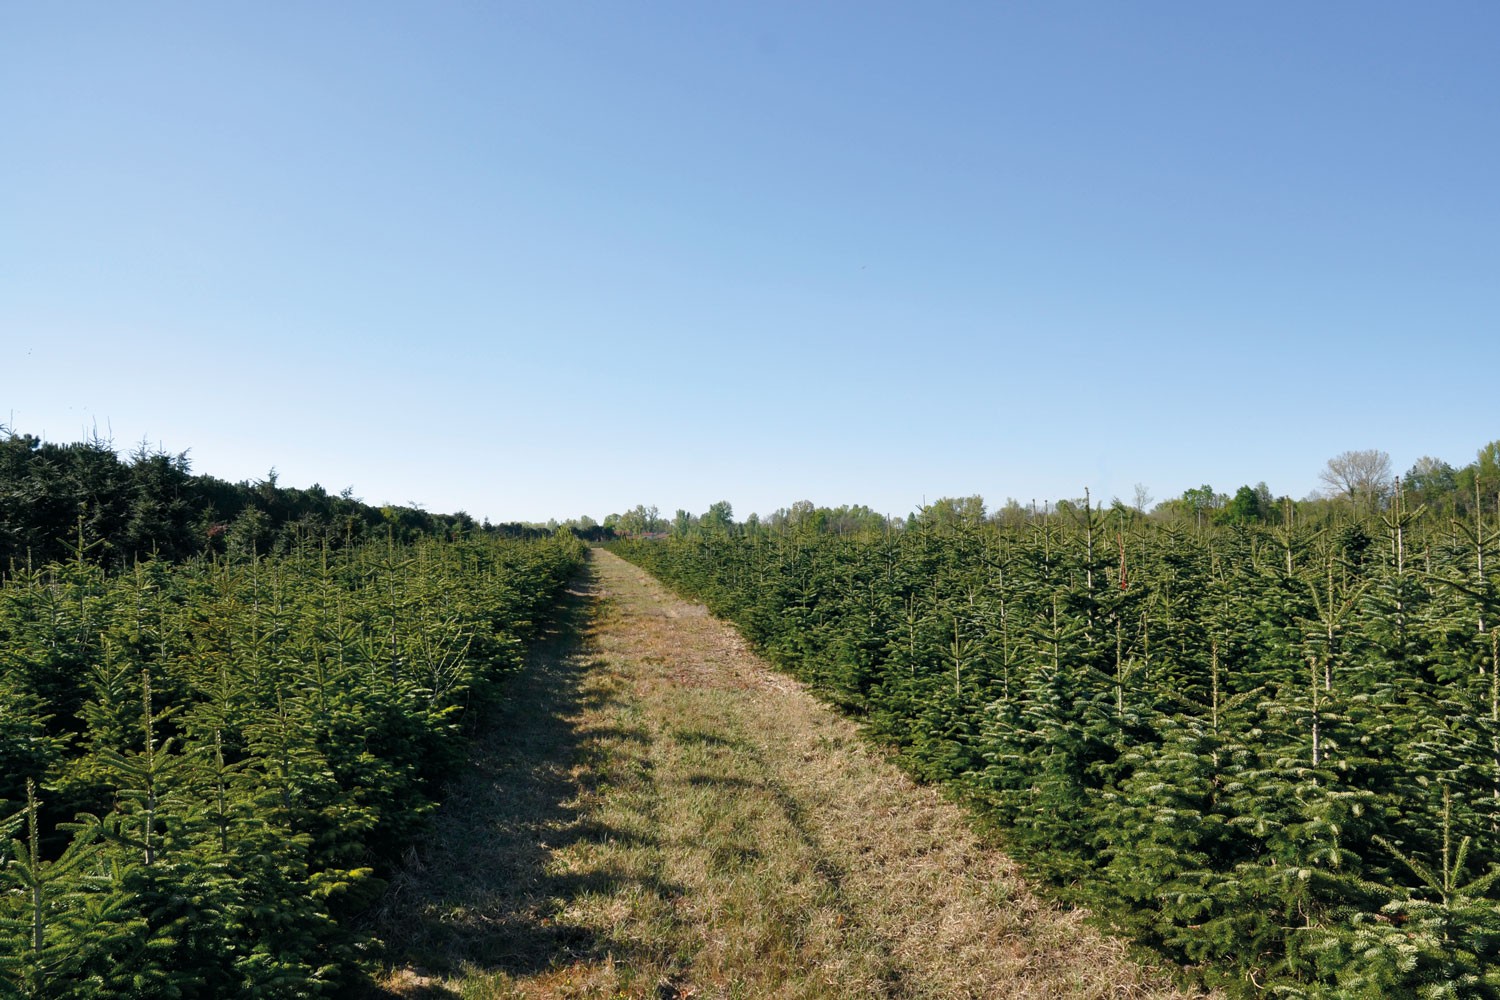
[0,430,568,574]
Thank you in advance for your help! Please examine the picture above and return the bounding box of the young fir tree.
[0,782,102,999]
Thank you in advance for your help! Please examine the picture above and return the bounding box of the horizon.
[3,420,1488,527]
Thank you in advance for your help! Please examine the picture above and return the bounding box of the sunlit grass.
[377,550,1208,1000]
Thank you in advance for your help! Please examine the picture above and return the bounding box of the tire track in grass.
[376,549,1209,1000]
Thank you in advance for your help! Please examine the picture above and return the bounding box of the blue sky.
[4,3,1497,522]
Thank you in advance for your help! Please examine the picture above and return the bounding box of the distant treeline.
[0,430,567,573]
[603,443,1500,540]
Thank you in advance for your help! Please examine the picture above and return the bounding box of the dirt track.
[378,548,1203,999]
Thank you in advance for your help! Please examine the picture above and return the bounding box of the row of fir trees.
[611,486,1500,998]
[0,524,586,997]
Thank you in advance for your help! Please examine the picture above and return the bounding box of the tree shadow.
[367,556,682,994]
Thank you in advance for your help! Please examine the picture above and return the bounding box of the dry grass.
[373,549,1211,1000]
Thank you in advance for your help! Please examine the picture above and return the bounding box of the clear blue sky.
[4,3,1497,522]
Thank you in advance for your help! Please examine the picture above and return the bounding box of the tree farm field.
[376,549,1200,1000]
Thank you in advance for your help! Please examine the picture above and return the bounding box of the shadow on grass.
[368,556,682,995]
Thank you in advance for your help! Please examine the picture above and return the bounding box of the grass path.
[376,549,1205,1000]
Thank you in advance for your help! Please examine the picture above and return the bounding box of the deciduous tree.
[1320,449,1392,510]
